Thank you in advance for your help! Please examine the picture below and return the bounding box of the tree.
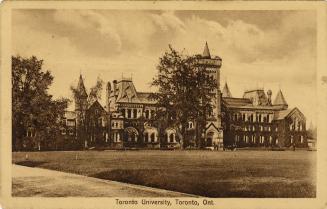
[70,76,104,148]
[151,46,217,148]
[12,56,70,151]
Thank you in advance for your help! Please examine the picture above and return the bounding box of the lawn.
[12,150,316,197]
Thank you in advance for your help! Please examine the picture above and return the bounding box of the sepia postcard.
[0,1,327,209]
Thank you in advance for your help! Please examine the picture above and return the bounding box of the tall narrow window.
[127,109,132,118]
[133,109,137,118]
[144,132,149,143]
[145,110,150,119]
[117,133,120,142]
[151,133,155,142]
[169,133,174,142]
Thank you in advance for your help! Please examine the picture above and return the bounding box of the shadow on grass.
[91,169,316,198]
[90,169,244,197]
[15,160,47,167]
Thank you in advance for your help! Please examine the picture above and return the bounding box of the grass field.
[12,150,316,197]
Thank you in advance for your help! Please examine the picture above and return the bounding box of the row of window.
[231,113,273,123]
[235,125,277,132]
[235,135,274,144]
[111,121,123,129]
[121,108,155,119]
[144,132,157,143]
[234,135,305,144]
[289,123,304,131]
[111,132,176,143]
[61,119,76,127]
[61,129,75,136]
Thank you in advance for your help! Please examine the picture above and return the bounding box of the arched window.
[169,133,174,142]
[144,132,149,143]
[151,133,155,142]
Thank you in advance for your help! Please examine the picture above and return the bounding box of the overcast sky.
[12,9,317,125]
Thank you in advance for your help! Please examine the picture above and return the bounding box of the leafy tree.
[12,56,70,151]
[151,46,217,148]
[88,77,104,105]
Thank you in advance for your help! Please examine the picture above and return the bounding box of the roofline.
[243,88,265,93]
[286,107,306,121]
[223,97,250,101]
[117,79,133,83]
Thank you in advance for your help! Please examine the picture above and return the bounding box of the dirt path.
[12,164,195,197]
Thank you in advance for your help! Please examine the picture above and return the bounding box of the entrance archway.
[206,132,214,147]
[124,127,139,142]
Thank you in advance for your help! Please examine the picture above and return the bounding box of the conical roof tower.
[273,89,288,108]
[202,41,211,58]
[77,74,88,98]
[222,83,232,97]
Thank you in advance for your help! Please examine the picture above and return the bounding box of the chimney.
[113,80,117,99]
[267,90,272,105]
[106,82,111,112]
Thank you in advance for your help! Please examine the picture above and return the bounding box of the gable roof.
[273,107,305,121]
[273,90,288,106]
[222,83,232,98]
[113,79,156,104]
[222,97,252,107]
[222,97,286,110]
[87,100,106,113]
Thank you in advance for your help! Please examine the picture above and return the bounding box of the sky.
[12,9,317,126]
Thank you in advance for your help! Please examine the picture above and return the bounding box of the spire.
[273,89,288,106]
[202,41,211,58]
[222,83,232,97]
[77,74,88,98]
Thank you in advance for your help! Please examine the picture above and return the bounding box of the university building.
[60,43,307,149]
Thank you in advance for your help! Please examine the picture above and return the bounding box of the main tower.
[198,42,224,148]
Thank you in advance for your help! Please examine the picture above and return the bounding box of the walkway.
[12,164,195,197]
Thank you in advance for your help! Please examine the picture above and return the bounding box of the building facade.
[222,85,307,148]
[65,43,307,149]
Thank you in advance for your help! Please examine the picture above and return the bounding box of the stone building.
[221,85,307,148]
[65,43,307,149]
